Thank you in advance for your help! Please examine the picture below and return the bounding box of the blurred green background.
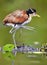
[0,0,47,65]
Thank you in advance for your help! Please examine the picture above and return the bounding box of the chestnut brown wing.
[3,10,28,24]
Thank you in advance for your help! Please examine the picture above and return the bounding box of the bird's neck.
[28,15,32,22]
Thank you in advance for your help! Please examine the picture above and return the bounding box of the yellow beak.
[35,14,40,17]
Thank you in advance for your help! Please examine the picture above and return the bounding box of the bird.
[3,8,40,29]
[3,8,40,47]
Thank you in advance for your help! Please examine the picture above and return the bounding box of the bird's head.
[26,8,40,17]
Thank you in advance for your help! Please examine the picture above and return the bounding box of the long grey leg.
[21,25,35,31]
[12,27,20,46]
[9,27,14,34]
[12,29,18,56]
[9,27,17,49]
[11,29,17,33]
[12,30,16,48]
[10,25,20,34]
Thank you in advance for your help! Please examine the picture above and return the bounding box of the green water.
[0,0,47,65]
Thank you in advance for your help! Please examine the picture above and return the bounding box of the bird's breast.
[22,16,32,25]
